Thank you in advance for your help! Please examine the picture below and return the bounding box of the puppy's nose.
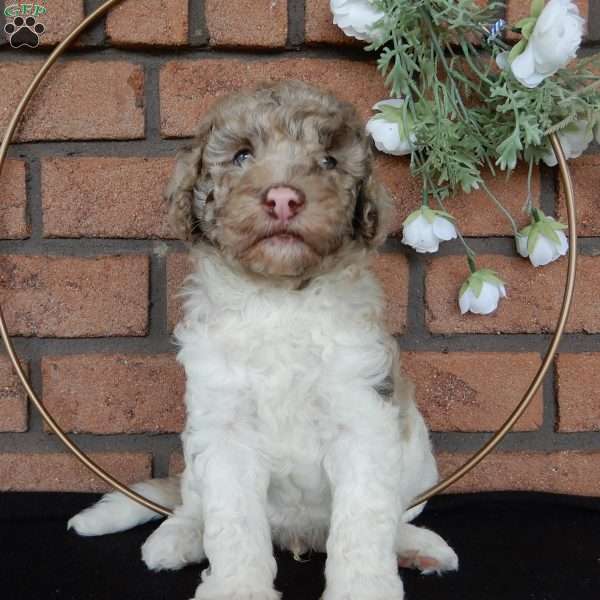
[263,186,305,222]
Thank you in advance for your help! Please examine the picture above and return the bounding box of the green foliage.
[368,0,600,206]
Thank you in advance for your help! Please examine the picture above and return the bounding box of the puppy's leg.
[322,426,405,600]
[395,523,458,575]
[191,441,279,600]
[142,502,205,571]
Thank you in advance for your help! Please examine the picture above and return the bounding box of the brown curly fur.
[165,80,391,282]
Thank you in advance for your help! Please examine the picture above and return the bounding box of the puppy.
[69,80,458,600]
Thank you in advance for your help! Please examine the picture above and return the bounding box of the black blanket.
[1,491,599,599]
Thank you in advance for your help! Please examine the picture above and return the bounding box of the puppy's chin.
[240,236,321,278]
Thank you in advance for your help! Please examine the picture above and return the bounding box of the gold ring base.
[0,0,578,515]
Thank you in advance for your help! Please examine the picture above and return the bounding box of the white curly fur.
[70,248,457,600]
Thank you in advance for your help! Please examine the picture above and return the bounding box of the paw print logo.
[4,16,45,48]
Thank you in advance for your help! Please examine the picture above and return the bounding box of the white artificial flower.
[330,0,384,42]
[509,0,584,88]
[459,269,507,315]
[516,209,568,266]
[402,206,457,253]
[366,99,416,156]
[542,120,593,167]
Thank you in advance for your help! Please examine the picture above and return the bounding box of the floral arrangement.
[330,0,598,315]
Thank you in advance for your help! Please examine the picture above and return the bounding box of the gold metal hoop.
[0,0,577,515]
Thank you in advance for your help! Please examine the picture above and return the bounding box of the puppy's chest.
[189,293,383,425]
[179,269,391,463]
[211,296,379,394]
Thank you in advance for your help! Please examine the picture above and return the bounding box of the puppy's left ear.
[165,144,206,241]
[354,175,392,248]
[165,117,213,242]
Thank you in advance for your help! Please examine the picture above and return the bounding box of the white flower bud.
[507,0,584,88]
[366,99,416,156]
[516,210,568,267]
[330,0,384,42]
[459,269,507,315]
[402,206,457,254]
[542,120,593,167]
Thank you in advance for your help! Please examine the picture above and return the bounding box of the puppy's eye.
[233,148,253,167]
[319,155,337,170]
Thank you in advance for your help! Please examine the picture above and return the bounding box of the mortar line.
[143,60,161,144]
[82,0,108,47]
[588,0,600,42]
[0,37,598,62]
[6,329,600,360]
[188,0,208,46]
[287,0,306,48]
[148,247,169,341]
[540,163,557,217]
[0,44,379,63]
[0,430,183,455]
[540,352,559,438]
[4,236,600,257]
[431,429,600,453]
[24,156,43,241]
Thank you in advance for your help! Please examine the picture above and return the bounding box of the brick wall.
[0,0,599,496]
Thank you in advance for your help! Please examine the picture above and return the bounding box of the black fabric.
[1,491,599,599]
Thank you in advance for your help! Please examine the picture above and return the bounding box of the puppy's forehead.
[208,85,365,148]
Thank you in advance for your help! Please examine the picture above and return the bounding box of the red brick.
[106,0,188,46]
[402,352,543,432]
[169,452,184,475]
[557,155,600,236]
[0,452,151,492]
[160,58,387,137]
[167,252,192,332]
[377,157,541,238]
[437,451,600,496]
[0,159,28,239]
[42,157,174,238]
[1,0,84,46]
[506,0,588,40]
[0,357,28,432]
[425,255,598,334]
[304,0,361,46]
[0,61,144,142]
[555,353,600,432]
[205,0,288,48]
[42,354,185,434]
[0,255,149,337]
[373,253,409,335]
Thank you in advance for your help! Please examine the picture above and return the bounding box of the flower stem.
[467,255,477,274]
[522,158,535,215]
[480,180,519,236]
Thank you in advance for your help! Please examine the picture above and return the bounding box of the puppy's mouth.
[257,231,306,245]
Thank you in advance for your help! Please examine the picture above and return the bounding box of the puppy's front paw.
[142,519,205,571]
[191,579,281,600]
[323,574,404,600]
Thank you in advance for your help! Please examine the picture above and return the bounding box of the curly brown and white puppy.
[69,80,457,600]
